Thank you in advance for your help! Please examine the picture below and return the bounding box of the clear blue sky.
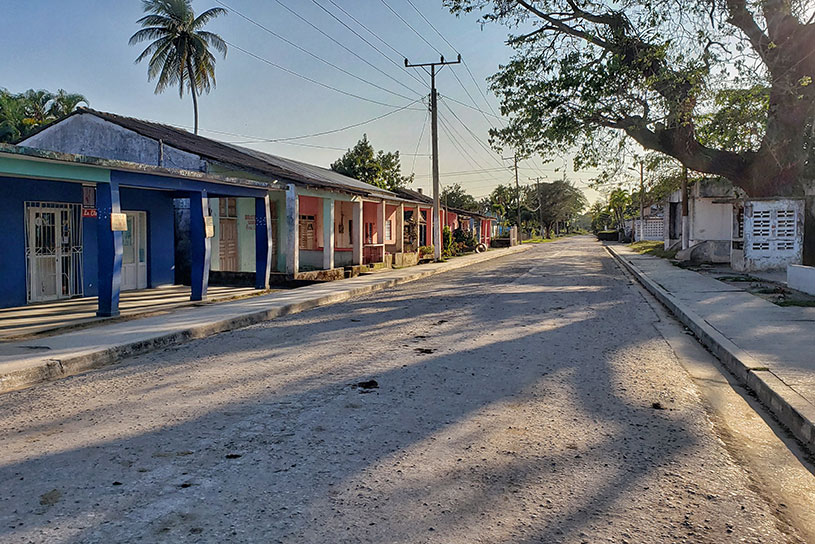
[0,0,599,201]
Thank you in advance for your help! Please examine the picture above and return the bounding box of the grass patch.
[776,299,815,307]
[629,240,678,259]
[522,237,558,244]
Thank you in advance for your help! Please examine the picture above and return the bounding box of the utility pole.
[639,161,645,233]
[530,176,545,238]
[629,160,645,241]
[406,54,461,261]
[681,166,690,250]
[503,155,520,237]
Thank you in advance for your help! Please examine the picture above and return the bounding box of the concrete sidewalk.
[607,243,815,455]
[0,245,530,394]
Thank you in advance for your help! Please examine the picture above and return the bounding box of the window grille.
[752,210,771,237]
[24,202,83,302]
[776,209,796,238]
[299,215,315,249]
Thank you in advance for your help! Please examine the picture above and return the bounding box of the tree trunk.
[186,57,199,135]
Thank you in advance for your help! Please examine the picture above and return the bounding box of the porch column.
[255,195,273,289]
[189,190,211,301]
[96,180,123,317]
[378,200,386,262]
[285,184,299,276]
[323,197,335,270]
[414,206,420,249]
[352,200,363,265]
[398,203,405,253]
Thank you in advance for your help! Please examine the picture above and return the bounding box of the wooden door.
[219,218,238,271]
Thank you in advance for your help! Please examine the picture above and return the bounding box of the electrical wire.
[216,0,418,102]
[377,0,444,56]
[439,99,505,168]
[410,109,429,174]
[226,41,423,110]
[273,0,424,98]
[225,97,425,144]
[316,0,430,91]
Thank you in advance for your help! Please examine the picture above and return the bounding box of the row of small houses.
[0,108,496,317]
[632,177,814,278]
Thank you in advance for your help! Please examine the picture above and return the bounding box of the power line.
[439,99,505,168]
[403,0,459,54]
[273,0,424,98]
[413,166,508,178]
[410,109,429,174]
[241,99,424,143]
[438,111,497,172]
[216,0,417,102]
[399,0,503,125]
[226,41,422,110]
[319,0,430,91]
[378,0,444,56]
[439,93,505,120]
[438,115,489,174]
[225,98,424,144]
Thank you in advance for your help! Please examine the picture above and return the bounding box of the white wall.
[21,114,205,171]
[690,198,731,244]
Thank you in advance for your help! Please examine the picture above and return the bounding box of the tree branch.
[725,0,770,63]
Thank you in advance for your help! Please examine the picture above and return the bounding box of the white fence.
[634,218,664,242]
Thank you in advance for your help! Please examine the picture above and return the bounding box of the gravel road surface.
[0,237,805,543]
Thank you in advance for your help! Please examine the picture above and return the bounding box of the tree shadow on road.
[0,242,736,543]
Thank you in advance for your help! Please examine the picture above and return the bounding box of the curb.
[1,245,532,394]
[605,244,815,456]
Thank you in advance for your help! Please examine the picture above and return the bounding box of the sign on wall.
[205,216,215,238]
[110,212,128,231]
[82,186,96,208]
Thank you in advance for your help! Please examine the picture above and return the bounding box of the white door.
[26,203,83,303]
[28,208,60,302]
[121,211,148,291]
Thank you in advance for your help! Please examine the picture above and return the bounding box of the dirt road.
[0,237,809,543]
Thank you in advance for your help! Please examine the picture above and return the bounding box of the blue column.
[255,195,273,289]
[97,181,123,317]
[189,190,211,301]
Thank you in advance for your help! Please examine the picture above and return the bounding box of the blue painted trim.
[112,171,267,197]
[96,180,123,317]
[189,191,211,301]
[255,196,272,289]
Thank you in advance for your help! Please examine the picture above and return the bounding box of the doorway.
[25,202,83,303]
[121,211,147,291]
[219,197,239,271]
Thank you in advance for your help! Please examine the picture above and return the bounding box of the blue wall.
[119,187,175,287]
[0,177,176,308]
[0,177,85,307]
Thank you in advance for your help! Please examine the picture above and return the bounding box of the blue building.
[0,144,274,316]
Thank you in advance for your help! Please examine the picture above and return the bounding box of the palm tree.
[49,90,88,118]
[21,90,55,126]
[129,0,227,134]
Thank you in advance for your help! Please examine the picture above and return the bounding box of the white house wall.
[21,114,205,171]
[690,197,731,244]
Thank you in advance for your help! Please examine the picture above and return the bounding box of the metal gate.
[25,202,83,303]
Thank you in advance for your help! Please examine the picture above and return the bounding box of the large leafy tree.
[486,183,518,226]
[130,0,228,135]
[331,134,414,191]
[529,178,587,236]
[0,88,88,143]
[446,0,815,197]
[441,183,480,211]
